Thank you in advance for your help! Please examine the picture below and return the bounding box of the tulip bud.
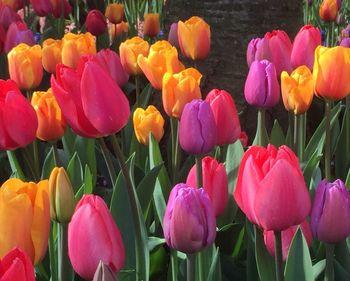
[86,9,107,37]
[246,37,272,67]
[93,261,117,281]
[311,179,350,243]
[51,0,72,18]
[4,21,35,53]
[244,60,280,108]
[49,167,75,223]
[168,22,179,48]
[179,99,216,155]
[105,3,124,24]
[319,0,340,22]
[186,156,228,216]
[143,13,160,37]
[30,0,53,17]
[42,38,62,74]
[163,183,216,253]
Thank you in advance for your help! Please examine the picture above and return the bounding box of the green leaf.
[62,127,76,158]
[285,228,314,281]
[74,137,96,186]
[6,150,26,180]
[335,239,350,273]
[148,237,165,252]
[312,260,325,280]
[270,119,285,147]
[83,165,93,194]
[225,140,244,194]
[66,152,83,192]
[334,259,350,281]
[302,149,323,189]
[41,147,55,179]
[345,168,350,187]
[207,247,222,281]
[74,184,84,201]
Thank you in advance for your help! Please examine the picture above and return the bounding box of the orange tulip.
[133,105,165,145]
[105,3,124,24]
[31,88,66,141]
[8,43,43,90]
[115,21,128,36]
[119,36,149,75]
[42,38,62,73]
[313,46,350,100]
[0,178,50,265]
[319,0,340,22]
[61,32,96,68]
[281,65,314,115]
[143,13,160,37]
[162,67,202,118]
[137,40,184,90]
[178,16,210,60]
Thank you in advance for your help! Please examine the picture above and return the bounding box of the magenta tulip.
[311,179,350,243]
[51,0,72,18]
[163,183,216,253]
[68,195,125,280]
[340,38,350,47]
[4,21,35,53]
[205,89,241,146]
[291,24,321,70]
[233,144,311,231]
[246,37,272,67]
[186,156,228,217]
[168,22,179,48]
[51,55,130,138]
[244,60,280,108]
[179,99,216,155]
[29,0,53,17]
[86,9,107,37]
[0,5,21,31]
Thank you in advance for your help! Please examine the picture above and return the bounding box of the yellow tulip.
[42,38,62,74]
[133,105,165,145]
[0,178,50,264]
[137,40,184,90]
[162,67,202,118]
[281,65,314,115]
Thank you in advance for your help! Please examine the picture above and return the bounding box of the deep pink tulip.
[96,49,129,87]
[244,60,280,108]
[0,79,37,150]
[4,21,35,53]
[264,30,293,75]
[233,144,311,231]
[311,179,350,243]
[29,0,53,17]
[205,89,241,146]
[246,37,272,67]
[239,131,248,147]
[51,55,130,138]
[0,5,21,31]
[291,25,321,70]
[264,220,312,261]
[68,195,125,280]
[179,99,216,155]
[163,183,216,253]
[340,38,350,47]
[186,156,228,217]
[0,248,35,281]
[168,22,179,48]
[51,0,72,18]
[86,9,107,37]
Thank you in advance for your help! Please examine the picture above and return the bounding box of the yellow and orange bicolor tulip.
[143,13,160,37]
[319,0,339,22]
[42,38,62,74]
[105,3,124,24]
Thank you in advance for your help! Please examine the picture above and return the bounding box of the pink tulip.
[246,37,272,67]
[4,21,35,53]
[0,5,21,31]
[68,195,125,280]
[168,22,179,48]
[340,38,350,47]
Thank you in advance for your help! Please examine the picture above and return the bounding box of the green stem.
[325,100,331,180]
[325,243,334,281]
[195,155,203,188]
[345,97,350,158]
[135,75,140,107]
[58,0,65,38]
[187,254,195,281]
[58,223,73,281]
[274,231,284,281]
[253,109,268,146]
[300,113,306,163]
[294,114,304,161]
[75,0,80,31]
[33,140,40,179]
[170,250,178,281]
[6,150,26,180]
[170,117,180,184]
[49,222,58,281]
[97,138,117,185]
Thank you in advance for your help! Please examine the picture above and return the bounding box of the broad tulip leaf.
[312,260,325,280]
[285,228,313,281]
[270,119,285,147]
[83,165,93,194]
[74,137,96,186]
[302,149,323,189]
[335,240,350,273]
[225,139,244,194]
[346,168,350,187]
[41,147,55,179]
[335,105,350,180]
[148,237,165,252]
[66,152,83,192]
[207,247,222,281]
[334,260,350,281]
[7,150,26,180]
[62,126,76,158]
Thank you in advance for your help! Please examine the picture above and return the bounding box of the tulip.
[137,40,184,90]
[61,32,96,69]
[291,24,321,70]
[311,179,350,243]
[239,131,248,147]
[30,0,53,17]
[1,0,24,10]
[205,89,241,145]
[105,3,124,24]
[0,248,35,281]
[86,9,107,37]
[162,67,202,118]
[68,195,125,280]
[0,5,21,31]
[96,49,129,87]
[186,156,228,216]
[0,79,37,150]
[143,13,160,37]
[50,0,72,18]
[246,37,272,67]
[281,65,314,115]
[179,99,216,154]
[4,21,35,53]
[264,30,293,75]
[178,16,210,60]
[244,60,280,108]
[233,144,311,231]
[31,88,66,141]
[168,22,179,48]
[115,21,128,36]
[313,45,350,100]
[119,36,149,75]
[42,38,62,74]
[340,38,350,47]
[263,220,312,261]
[92,261,117,281]
[163,183,216,253]
[133,105,165,145]
[8,43,43,90]
[0,178,50,264]
[319,0,340,22]
[51,55,130,138]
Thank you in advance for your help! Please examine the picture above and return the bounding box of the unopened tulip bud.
[319,0,340,22]
[246,37,272,67]
[143,13,160,37]
[105,3,124,24]
[86,9,107,37]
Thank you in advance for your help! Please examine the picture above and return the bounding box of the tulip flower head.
[143,13,160,37]
[163,183,216,253]
[30,0,53,17]
[86,9,107,37]
[168,22,179,48]
[319,0,340,22]
[42,38,62,74]
[105,3,124,24]
[50,0,72,18]
[0,4,21,31]
[246,37,272,67]
[340,38,350,47]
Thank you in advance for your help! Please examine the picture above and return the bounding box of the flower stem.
[97,138,117,185]
[6,150,26,180]
[274,231,284,281]
[135,75,141,107]
[345,97,350,160]
[58,223,73,281]
[325,243,334,281]
[170,117,180,184]
[52,142,59,166]
[195,155,203,188]
[49,222,58,281]
[187,254,195,281]
[325,100,331,180]
[294,114,305,162]
[170,250,178,281]
[253,109,268,146]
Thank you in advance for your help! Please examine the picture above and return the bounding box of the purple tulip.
[244,60,280,108]
[168,22,179,48]
[163,183,216,253]
[340,38,350,48]
[311,179,350,243]
[4,21,35,53]
[246,37,272,67]
[0,5,21,31]
[179,99,217,155]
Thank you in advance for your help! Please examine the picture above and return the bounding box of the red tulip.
[186,156,228,217]
[205,89,241,146]
[68,195,125,280]
[86,9,107,37]
[0,79,37,150]
[4,21,35,53]
[233,144,311,231]
[51,55,130,138]
[51,0,71,18]
[0,248,35,281]
[29,0,53,17]
[239,131,248,147]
